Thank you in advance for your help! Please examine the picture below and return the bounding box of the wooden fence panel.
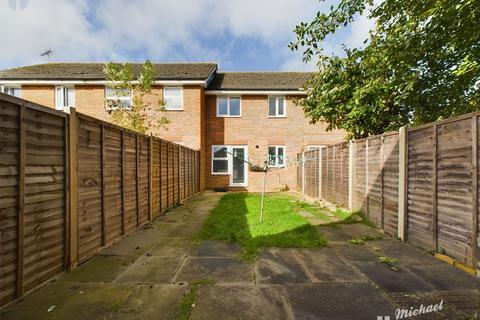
[340,143,349,207]
[174,146,179,204]
[0,101,19,306]
[151,138,160,218]
[160,141,168,212]
[168,144,174,208]
[407,127,435,250]
[354,140,367,212]
[77,116,102,263]
[0,95,202,308]
[437,119,473,266]
[366,137,383,226]
[296,154,302,192]
[103,126,122,244]
[123,132,138,234]
[137,136,149,226]
[382,133,399,235]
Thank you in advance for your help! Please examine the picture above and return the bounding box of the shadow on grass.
[196,192,326,260]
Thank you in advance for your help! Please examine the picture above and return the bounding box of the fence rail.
[0,93,200,307]
[298,111,480,274]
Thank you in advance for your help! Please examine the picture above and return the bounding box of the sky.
[0,0,374,71]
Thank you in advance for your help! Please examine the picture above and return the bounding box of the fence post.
[302,151,306,194]
[319,148,323,198]
[348,141,354,210]
[121,130,125,234]
[68,107,78,269]
[148,133,153,221]
[398,126,408,241]
[100,124,106,246]
[16,105,25,297]
[471,116,478,272]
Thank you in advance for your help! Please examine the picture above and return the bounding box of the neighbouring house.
[0,62,345,192]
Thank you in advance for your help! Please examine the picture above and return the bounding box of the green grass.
[196,193,327,260]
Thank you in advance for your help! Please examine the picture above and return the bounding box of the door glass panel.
[232,148,245,184]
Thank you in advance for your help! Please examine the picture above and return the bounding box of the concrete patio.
[1,192,480,319]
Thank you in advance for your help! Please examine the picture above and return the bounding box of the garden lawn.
[196,193,326,259]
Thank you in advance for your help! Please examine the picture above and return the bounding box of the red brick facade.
[12,84,344,192]
[204,95,344,191]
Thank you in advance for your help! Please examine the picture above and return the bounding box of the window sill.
[216,115,241,118]
[211,172,230,176]
[165,108,184,111]
[268,115,287,118]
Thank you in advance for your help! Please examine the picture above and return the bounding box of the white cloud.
[0,0,370,70]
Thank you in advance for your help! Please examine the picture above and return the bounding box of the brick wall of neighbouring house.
[18,84,204,152]
[204,95,345,192]
[22,85,55,108]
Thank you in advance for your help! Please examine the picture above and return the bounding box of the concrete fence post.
[348,141,354,210]
[398,126,408,241]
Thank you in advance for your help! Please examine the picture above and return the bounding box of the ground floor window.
[211,145,248,186]
[268,146,285,167]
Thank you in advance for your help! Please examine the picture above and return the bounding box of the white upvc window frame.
[268,96,286,117]
[1,85,21,98]
[307,145,326,151]
[55,85,75,110]
[211,145,229,175]
[216,96,241,117]
[163,86,184,111]
[268,145,286,167]
[105,86,133,110]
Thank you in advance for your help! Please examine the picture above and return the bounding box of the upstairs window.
[268,96,285,117]
[55,86,75,110]
[268,146,285,167]
[105,87,132,110]
[217,96,241,117]
[1,85,21,98]
[164,87,183,110]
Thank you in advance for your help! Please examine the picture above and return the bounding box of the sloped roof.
[0,62,218,81]
[207,72,314,91]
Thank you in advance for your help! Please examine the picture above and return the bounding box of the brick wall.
[22,85,55,108]
[205,95,345,192]
[18,84,203,151]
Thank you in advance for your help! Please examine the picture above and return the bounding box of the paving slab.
[146,238,192,257]
[0,282,187,320]
[285,283,396,320]
[351,261,434,292]
[101,228,164,256]
[369,239,443,266]
[387,290,480,319]
[63,255,135,283]
[190,240,241,257]
[175,257,254,283]
[317,225,352,242]
[191,284,294,320]
[153,222,204,239]
[339,223,384,239]
[255,249,310,284]
[295,248,366,283]
[332,243,380,261]
[406,263,480,291]
[116,256,183,284]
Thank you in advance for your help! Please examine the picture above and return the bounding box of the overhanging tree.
[290,0,480,139]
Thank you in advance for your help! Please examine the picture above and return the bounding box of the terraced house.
[0,62,344,192]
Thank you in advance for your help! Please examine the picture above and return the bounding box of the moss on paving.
[176,279,213,320]
[196,193,327,260]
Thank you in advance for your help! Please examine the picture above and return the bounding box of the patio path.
[2,192,480,319]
